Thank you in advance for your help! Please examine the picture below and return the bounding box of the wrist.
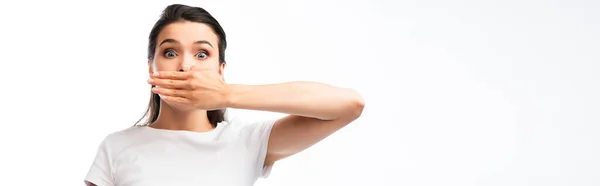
[224,84,245,108]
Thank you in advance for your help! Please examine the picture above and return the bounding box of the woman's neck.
[150,100,214,132]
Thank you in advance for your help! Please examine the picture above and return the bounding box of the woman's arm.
[149,71,364,164]
[226,81,365,165]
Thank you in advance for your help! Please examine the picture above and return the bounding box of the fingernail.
[153,72,159,76]
[147,78,154,83]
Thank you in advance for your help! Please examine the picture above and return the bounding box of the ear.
[148,60,154,76]
[218,62,226,77]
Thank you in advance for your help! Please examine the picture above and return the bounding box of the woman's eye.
[196,51,208,59]
[164,50,177,58]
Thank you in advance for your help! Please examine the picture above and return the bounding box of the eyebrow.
[158,39,214,48]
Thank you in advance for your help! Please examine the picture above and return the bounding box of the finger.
[153,71,190,80]
[148,78,191,89]
[160,95,191,104]
[152,87,190,98]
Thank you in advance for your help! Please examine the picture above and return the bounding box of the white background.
[0,0,598,185]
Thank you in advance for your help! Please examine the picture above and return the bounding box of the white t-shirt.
[84,119,276,186]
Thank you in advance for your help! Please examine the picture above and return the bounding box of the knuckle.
[173,90,182,96]
[189,80,200,88]
[188,90,197,98]
[191,72,201,79]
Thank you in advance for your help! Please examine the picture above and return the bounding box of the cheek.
[152,60,180,71]
[195,58,221,69]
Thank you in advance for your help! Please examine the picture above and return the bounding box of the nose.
[179,54,196,72]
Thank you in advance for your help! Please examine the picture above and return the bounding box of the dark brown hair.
[135,4,227,128]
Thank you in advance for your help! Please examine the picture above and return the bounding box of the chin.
[161,99,196,112]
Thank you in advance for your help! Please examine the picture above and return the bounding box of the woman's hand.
[147,68,230,110]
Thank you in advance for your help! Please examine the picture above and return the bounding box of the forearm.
[226,81,364,120]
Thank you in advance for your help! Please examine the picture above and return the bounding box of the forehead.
[157,21,219,46]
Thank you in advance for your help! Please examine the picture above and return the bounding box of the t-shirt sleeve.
[84,137,114,186]
[243,119,277,179]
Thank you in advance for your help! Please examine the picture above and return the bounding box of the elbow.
[320,88,365,121]
[345,89,365,121]
[352,92,366,119]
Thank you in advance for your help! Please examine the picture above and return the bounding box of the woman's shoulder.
[105,125,148,139]
[223,117,278,139]
[225,117,277,130]
[93,126,152,151]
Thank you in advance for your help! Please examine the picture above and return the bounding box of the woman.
[84,4,364,186]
